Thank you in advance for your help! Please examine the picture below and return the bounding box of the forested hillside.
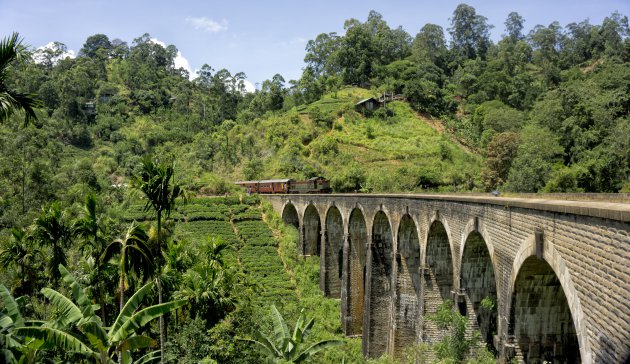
[2,5,629,226]
[0,3,629,363]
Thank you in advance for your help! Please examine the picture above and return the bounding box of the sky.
[1,0,628,89]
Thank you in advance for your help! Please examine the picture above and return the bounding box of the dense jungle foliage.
[0,3,628,363]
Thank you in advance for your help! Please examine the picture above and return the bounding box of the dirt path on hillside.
[413,111,479,155]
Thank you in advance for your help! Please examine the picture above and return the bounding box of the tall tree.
[0,33,39,125]
[448,4,493,60]
[73,193,109,321]
[304,32,340,77]
[0,228,41,295]
[79,34,112,59]
[34,201,72,287]
[412,24,448,68]
[504,12,525,42]
[132,157,184,363]
[102,222,153,313]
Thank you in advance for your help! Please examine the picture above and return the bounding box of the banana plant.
[14,265,186,364]
[243,305,342,363]
[0,284,26,363]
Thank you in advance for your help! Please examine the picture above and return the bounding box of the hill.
[231,87,482,192]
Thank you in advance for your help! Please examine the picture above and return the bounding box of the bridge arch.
[422,218,455,344]
[459,221,498,350]
[323,205,343,297]
[302,204,321,256]
[344,207,369,337]
[366,210,394,358]
[393,214,421,357]
[281,202,299,229]
[509,235,587,363]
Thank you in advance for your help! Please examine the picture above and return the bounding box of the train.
[235,177,332,194]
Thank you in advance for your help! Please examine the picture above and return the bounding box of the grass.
[252,88,482,192]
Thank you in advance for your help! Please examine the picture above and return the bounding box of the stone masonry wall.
[270,194,630,363]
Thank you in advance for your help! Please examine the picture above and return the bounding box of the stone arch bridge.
[264,194,630,363]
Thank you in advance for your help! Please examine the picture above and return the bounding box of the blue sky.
[1,0,628,88]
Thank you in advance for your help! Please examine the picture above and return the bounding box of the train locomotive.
[235,177,332,194]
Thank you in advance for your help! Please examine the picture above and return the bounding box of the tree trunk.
[158,278,165,364]
[157,211,166,364]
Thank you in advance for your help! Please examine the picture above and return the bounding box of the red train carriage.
[235,177,331,194]
[235,179,292,194]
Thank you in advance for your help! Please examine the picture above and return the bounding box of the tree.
[0,228,41,296]
[448,4,493,60]
[504,12,525,42]
[599,12,629,57]
[507,125,564,192]
[412,24,448,68]
[34,201,72,287]
[79,34,112,59]
[481,132,520,190]
[304,32,340,77]
[15,265,186,364]
[132,157,184,363]
[102,222,153,313]
[0,33,39,125]
[74,193,110,321]
[242,305,342,363]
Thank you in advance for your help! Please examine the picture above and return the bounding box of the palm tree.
[0,227,42,295]
[202,236,230,270]
[0,33,39,125]
[102,222,153,313]
[33,201,72,287]
[73,193,109,321]
[243,305,343,363]
[174,264,235,323]
[132,156,184,362]
[14,265,187,364]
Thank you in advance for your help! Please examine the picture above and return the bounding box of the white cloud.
[33,42,75,65]
[243,80,256,93]
[278,37,307,48]
[185,16,228,32]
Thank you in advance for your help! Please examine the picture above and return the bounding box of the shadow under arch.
[393,214,421,357]
[281,202,299,229]
[509,252,581,363]
[323,205,343,298]
[302,204,321,256]
[422,219,453,344]
[366,210,393,358]
[343,207,368,337]
[460,230,498,350]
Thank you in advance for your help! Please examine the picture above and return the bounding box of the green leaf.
[110,299,186,342]
[0,284,23,327]
[134,350,161,364]
[59,265,99,322]
[0,314,13,329]
[15,326,95,357]
[120,334,155,352]
[108,281,153,339]
[293,339,343,363]
[40,288,82,327]
[240,337,278,359]
[270,304,289,346]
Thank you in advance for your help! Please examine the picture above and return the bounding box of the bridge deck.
[278,193,630,222]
